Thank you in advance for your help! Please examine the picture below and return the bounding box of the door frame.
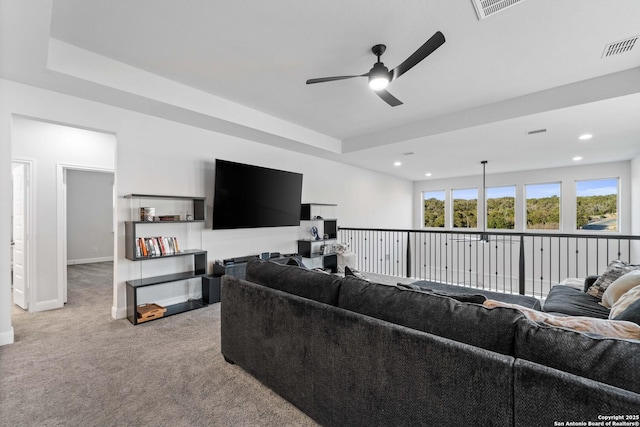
[57,164,115,303]
[11,159,33,310]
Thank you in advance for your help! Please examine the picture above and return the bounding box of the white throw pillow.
[610,285,640,319]
[601,270,640,309]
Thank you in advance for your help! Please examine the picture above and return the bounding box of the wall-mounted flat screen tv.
[212,159,303,230]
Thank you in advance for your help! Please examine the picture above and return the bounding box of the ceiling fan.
[306,31,445,106]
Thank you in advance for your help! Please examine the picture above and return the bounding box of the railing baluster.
[519,235,525,295]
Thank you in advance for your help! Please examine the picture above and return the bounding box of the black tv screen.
[212,159,303,230]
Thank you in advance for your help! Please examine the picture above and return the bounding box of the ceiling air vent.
[602,36,638,58]
[471,0,526,20]
[527,129,547,135]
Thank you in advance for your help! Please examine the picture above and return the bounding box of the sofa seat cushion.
[514,318,640,394]
[543,285,609,318]
[245,258,342,306]
[410,280,542,310]
[338,276,525,355]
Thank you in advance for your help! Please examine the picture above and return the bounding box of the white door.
[12,162,28,309]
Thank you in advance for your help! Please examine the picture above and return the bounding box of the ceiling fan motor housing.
[368,62,390,90]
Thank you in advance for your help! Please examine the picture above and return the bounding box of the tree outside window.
[486,186,515,230]
[525,183,561,230]
[576,178,618,231]
[452,188,478,228]
[423,190,445,228]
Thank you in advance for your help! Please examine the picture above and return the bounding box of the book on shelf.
[157,215,181,221]
[136,236,180,257]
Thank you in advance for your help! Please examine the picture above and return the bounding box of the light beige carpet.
[0,262,317,427]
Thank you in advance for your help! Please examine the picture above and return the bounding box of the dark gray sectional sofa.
[220,259,640,426]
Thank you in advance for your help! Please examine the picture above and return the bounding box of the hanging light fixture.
[368,62,390,90]
[368,44,390,91]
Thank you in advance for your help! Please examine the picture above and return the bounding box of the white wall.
[0,80,14,345]
[67,169,114,264]
[413,161,632,233]
[11,117,116,311]
[0,78,413,338]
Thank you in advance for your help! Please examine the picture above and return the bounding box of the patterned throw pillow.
[587,260,640,299]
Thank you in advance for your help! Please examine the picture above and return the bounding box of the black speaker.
[202,276,221,304]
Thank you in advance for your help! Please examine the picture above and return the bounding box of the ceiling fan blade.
[391,31,445,81]
[376,89,403,107]
[306,74,366,84]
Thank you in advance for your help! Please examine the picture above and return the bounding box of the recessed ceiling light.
[394,161,402,167]
[579,134,593,140]
[573,156,583,161]
[425,173,432,177]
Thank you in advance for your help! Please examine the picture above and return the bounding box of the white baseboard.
[112,305,126,320]
[0,327,15,346]
[67,256,114,265]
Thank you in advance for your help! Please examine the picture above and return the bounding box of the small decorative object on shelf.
[136,303,167,323]
[140,207,155,221]
[310,226,320,240]
[186,210,193,221]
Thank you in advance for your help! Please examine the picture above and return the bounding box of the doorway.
[11,116,116,313]
[60,166,115,303]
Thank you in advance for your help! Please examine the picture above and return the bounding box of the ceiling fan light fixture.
[368,63,390,91]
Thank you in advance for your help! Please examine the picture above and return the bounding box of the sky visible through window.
[526,183,560,198]
[423,190,445,200]
[576,178,618,197]
[452,188,477,200]
[486,186,515,199]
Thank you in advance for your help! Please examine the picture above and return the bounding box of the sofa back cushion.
[338,276,524,355]
[513,318,640,393]
[245,258,342,306]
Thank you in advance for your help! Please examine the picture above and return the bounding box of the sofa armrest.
[583,275,600,293]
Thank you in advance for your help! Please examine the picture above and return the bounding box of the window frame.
[422,190,446,229]
[524,181,562,231]
[485,185,516,230]
[451,187,479,230]
[575,177,619,233]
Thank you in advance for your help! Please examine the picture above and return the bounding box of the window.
[525,183,561,230]
[423,190,445,228]
[486,186,515,230]
[452,188,478,228]
[576,178,618,231]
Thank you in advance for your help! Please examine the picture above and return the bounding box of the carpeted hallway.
[0,262,317,427]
